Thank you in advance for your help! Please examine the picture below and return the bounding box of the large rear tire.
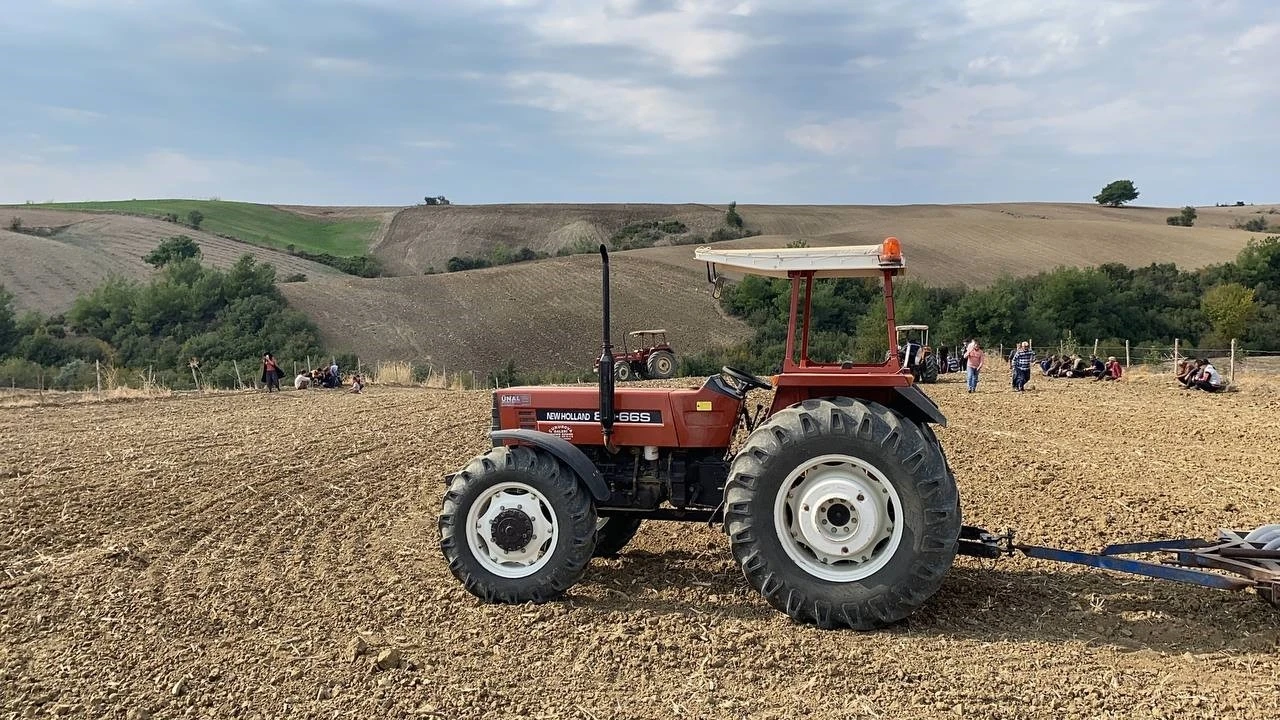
[724,397,959,629]
[439,445,597,603]
[593,516,643,557]
[646,350,676,379]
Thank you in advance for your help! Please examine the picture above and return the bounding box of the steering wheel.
[721,366,773,395]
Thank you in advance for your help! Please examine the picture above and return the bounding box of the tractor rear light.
[878,236,902,264]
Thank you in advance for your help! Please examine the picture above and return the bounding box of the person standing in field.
[964,339,984,393]
[260,353,282,393]
[1010,341,1035,391]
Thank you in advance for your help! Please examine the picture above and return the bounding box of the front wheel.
[439,445,597,603]
[725,397,960,629]
[614,361,633,382]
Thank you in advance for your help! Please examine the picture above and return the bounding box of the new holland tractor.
[438,240,1278,629]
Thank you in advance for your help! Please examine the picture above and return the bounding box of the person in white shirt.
[294,373,311,390]
[1188,358,1226,392]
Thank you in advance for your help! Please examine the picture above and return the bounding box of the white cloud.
[1225,23,1280,61]
[307,56,380,76]
[405,139,454,150]
[505,72,716,141]
[894,83,1029,149]
[786,119,880,155]
[0,150,311,204]
[512,0,753,76]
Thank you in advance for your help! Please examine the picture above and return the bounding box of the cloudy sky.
[2,0,1277,206]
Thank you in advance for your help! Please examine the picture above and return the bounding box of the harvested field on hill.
[280,251,751,374]
[2,372,1278,719]
[377,202,1263,285]
[0,210,339,312]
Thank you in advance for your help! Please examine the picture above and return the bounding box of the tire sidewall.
[441,451,596,600]
[748,433,932,605]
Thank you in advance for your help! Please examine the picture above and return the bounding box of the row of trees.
[681,235,1280,375]
[0,237,324,390]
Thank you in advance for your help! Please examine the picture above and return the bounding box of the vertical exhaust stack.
[598,245,616,451]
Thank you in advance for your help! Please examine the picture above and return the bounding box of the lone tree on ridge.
[1094,180,1140,207]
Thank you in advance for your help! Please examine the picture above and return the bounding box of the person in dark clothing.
[937,345,950,375]
[1088,355,1106,380]
[1010,342,1035,391]
[260,353,282,392]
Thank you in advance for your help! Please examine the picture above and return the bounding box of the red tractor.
[441,238,964,629]
[593,329,676,381]
[438,240,1279,628]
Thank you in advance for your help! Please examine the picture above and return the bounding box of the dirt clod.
[375,649,402,671]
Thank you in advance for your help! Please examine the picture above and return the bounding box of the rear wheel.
[646,350,676,379]
[724,397,959,629]
[439,445,597,603]
[593,516,643,557]
[614,361,633,382]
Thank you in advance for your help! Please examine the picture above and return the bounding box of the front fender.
[489,429,610,501]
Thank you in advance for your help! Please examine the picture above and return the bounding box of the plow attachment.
[959,524,1280,608]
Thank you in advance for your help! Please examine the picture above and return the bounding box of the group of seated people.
[1039,353,1123,381]
[292,363,365,393]
[1177,357,1227,392]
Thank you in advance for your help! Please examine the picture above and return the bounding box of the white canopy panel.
[694,244,905,279]
[628,329,667,335]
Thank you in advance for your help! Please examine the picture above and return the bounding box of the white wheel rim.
[465,481,559,579]
[773,453,905,582]
[655,356,672,373]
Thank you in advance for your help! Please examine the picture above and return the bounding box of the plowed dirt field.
[2,372,1278,719]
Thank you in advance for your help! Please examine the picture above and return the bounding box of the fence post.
[1124,340,1130,368]
[234,360,244,390]
[96,359,102,396]
[1230,339,1236,384]
[1173,338,1179,374]
[1093,338,1099,357]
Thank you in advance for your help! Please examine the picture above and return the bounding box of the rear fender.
[489,429,610,501]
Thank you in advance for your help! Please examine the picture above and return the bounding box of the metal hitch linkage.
[958,525,1280,608]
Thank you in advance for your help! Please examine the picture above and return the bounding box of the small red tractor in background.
[593,329,677,381]
[438,240,1278,629]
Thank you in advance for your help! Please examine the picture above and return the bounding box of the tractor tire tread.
[439,445,597,604]
[724,396,960,630]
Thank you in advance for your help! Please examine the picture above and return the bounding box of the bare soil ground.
[0,210,339,313]
[2,372,1277,719]
[279,251,752,374]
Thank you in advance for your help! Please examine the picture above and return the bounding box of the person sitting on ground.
[349,373,365,394]
[1068,355,1090,378]
[1039,354,1054,376]
[1099,356,1123,381]
[1188,358,1227,392]
[1176,358,1200,388]
[294,372,311,390]
[1088,354,1106,380]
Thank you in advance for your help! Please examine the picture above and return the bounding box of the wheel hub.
[466,483,559,578]
[490,508,535,552]
[775,455,903,582]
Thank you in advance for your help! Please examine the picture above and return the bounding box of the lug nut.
[856,494,865,502]
[841,547,849,554]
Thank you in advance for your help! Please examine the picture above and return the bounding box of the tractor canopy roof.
[628,329,667,336]
[896,324,930,331]
[694,238,904,279]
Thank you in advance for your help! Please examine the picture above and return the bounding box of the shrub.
[8,216,22,232]
[187,210,204,230]
[282,273,308,283]
[1236,217,1269,232]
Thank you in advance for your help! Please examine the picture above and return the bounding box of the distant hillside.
[9,200,393,257]
[375,201,1273,286]
[0,208,341,313]
[279,247,752,375]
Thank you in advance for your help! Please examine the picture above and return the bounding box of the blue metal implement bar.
[1099,538,1213,555]
[1016,544,1255,591]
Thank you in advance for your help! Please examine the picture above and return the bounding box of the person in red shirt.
[260,353,282,393]
[1098,356,1123,381]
